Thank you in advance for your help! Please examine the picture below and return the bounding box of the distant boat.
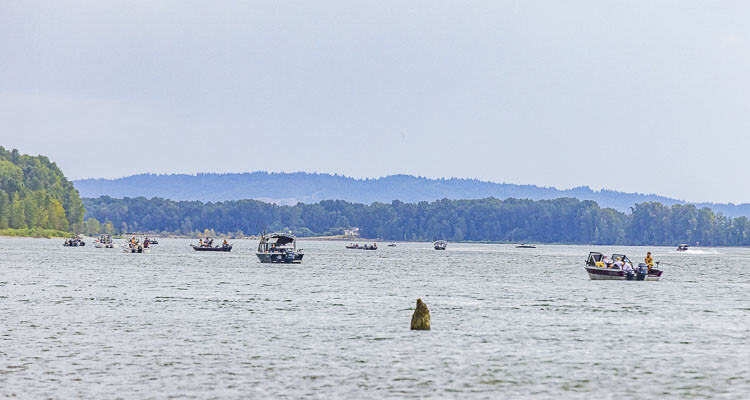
[346,243,378,250]
[123,246,150,254]
[256,232,303,263]
[387,243,397,247]
[191,243,232,252]
[94,234,118,248]
[516,243,536,249]
[677,244,689,252]
[434,240,447,250]
[122,235,152,253]
[63,237,85,247]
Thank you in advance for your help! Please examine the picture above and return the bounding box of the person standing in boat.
[223,239,228,247]
[144,237,150,248]
[645,252,654,272]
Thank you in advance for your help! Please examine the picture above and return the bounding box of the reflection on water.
[1,238,748,398]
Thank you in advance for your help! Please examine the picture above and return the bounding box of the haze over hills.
[74,172,750,218]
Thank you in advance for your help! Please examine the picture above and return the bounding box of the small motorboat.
[122,236,151,253]
[346,243,378,250]
[387,243,397,247]
[63,237,85,247]
[191,238,232,252]
[516,243,536,248]
[94,234,118,248]
[677,244,689,252]
[434,240,447,250]
[584,252,663,281]
[149,239,159,245]
[123,245,150,254]
[256,231,303,263]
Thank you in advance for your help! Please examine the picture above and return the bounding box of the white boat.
[122,236,152,254]
[584,252,663,281]
[434,240,447,250]
[256,232,303,263]
[677,244,689,252]
[122,246,150,254]
[94,234,119,248]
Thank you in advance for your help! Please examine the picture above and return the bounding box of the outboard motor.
[636,263,648,281]
[625,270,635,280]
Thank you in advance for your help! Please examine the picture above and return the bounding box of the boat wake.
[675,249,720,255]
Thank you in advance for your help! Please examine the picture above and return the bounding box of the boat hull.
[191,245,232,252]
[95,243,118,248]
[256,252,303,263]
[585,266,662,281]
[123,247,151,254]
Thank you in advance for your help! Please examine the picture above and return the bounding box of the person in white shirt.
[623,262,634,273]
[613,258,624,270]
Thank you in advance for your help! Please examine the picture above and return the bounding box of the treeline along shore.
[0,147,84,236]
[3,146,749,245]
[82,196,750,246]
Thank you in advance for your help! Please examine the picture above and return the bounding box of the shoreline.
[0,233,720,248]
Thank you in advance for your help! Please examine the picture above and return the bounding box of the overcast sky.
[1,1,749,203]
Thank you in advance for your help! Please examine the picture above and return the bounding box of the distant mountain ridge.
[74,172,750,217]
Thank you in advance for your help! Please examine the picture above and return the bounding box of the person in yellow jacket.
[645,252,654,272]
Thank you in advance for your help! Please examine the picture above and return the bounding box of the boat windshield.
[586,252,603,266]
[611,254,631,264]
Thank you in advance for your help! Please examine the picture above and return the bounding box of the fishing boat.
[516,243,536,248]
[191,238,232,252]
[123,245,150,254]
[677,244,689,252]
[434,240,447,250]
[584,252,663,281]
[122,236,151,254]
[346,243,378,250]
[94,234,118,248]
[63,237,85,247]
[387,243,397,247]
[256,232,303,263]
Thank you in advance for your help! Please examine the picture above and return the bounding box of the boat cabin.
[258,232,298,253]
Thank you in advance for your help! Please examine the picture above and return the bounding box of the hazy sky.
[2,1,749,203]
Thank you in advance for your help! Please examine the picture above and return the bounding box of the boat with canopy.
[256,232,303,263]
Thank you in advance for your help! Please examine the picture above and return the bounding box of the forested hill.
[0,147,85,233]
[75,172,750,217]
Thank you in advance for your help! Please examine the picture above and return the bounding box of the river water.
[1,238,748,398]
